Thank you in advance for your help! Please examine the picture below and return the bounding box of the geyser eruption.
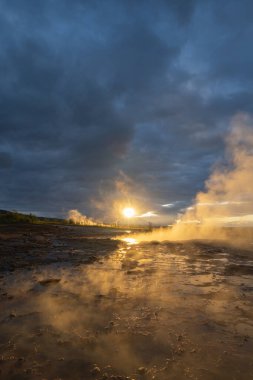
[135,113,253,243]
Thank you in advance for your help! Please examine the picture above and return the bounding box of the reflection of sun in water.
[122,207,136,218]
[122,237,138,245]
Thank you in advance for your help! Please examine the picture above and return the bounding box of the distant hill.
[0,209,69,225]
[0,210,153,230]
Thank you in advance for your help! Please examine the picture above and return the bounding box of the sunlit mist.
[128,113,253,245]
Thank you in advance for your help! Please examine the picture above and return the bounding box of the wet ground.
[0,224,253,380]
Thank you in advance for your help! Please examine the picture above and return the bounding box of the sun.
[122,207,136,218]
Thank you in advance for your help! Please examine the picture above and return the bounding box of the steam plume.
[134,113,253,243]
[68,209,99,226]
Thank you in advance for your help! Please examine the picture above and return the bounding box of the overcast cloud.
[0,0,253,222]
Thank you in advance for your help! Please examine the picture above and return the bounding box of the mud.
[0,224,253,379]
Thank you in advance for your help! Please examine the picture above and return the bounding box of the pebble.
[137,367,147,375]
[91,366,101,376]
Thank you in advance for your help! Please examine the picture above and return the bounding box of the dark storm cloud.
[0,152,12,169]
[0,0,253,220]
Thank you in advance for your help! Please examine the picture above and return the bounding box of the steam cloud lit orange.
[131,113,253,244]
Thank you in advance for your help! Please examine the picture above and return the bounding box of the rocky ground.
[0,224,253,380]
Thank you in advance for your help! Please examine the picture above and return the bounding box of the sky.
[0,0,253,223]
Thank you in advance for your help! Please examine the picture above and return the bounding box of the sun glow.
[122,207,136,218]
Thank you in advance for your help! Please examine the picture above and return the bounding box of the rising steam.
[134,113,253,243]
[179,114,253,224]
[68,209,99,226]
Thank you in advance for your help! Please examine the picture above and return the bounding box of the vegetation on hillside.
[0,210,69,225]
